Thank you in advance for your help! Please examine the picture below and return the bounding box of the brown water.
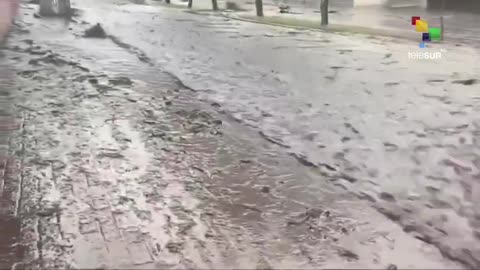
[1,1,479,269]
[0,50,23,270]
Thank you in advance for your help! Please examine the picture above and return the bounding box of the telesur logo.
[408,51,442,60]
[408,16,445,60]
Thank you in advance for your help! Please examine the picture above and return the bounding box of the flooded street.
[1,0,479,269]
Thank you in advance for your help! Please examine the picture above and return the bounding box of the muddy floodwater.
[0,0,479,269]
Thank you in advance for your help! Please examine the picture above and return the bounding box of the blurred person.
[0,2,20,268]
[1,0,19,149]
[0,0,19,43]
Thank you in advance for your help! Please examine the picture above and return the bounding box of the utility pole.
[212,0,218,10]
[320,0,328,25]
[255,0,264,16]
[440,0,445,41]
[60,0,71,15]
[440,16,444,41]
[39,0,71,16]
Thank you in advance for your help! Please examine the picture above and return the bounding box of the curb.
[148,1,423,42]
[219,12,421,42]
[220,12,325,32]
[184,9,225,14]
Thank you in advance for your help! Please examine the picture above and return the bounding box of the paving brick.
[122,227,146,244]
[78,218,99,235]
[91,196,110,210]
[113,211,139,229]
[98,220,121,242]
[128,242,154,266]
[105,240,132,266]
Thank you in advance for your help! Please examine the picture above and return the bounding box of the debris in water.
[88,78,98,84]
[279,5,291,13]
[287,208,323,226]
[37,203,61,217]
[385,82,400,86]
[84,23,107,38]
[387,263,398,270]
[236,203,262,213]
[289,153,317,168]
[344,122,360,134]
[165,242,183,253]
[260,186,270,193]
[261,111,272,117]
[320,163,337,172]
[382,61,399,65]
[302,132,317,141]
[379,192,396,202]
[356,191,377,202]
[338,248,359,261]
[452,79,478,85]
[339,173,357,183]
[383,142,399,152]
[97,151,124,159]
[258,131,290,148]
[192,166,206,174]
[427,79,445,83]
[109,76,133,86]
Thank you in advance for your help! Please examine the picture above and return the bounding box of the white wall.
[354,0,385,6]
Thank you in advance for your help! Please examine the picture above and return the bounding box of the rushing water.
[2,1,480,268]
[0,45,23,270]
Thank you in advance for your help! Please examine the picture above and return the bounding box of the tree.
[61,0,71,14]
[255,0,263,16]
[39,0,71,16]
[212,0,218,10]
[320,0,328,25]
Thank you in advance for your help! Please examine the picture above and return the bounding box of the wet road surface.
[263,0,480,48]
[1,0,479,269]
[0,50,23,270]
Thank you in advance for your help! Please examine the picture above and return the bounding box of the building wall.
[427,0,480,12]
[354,0,383,6]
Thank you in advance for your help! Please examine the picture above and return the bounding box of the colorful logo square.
[411,16,420,25]
[411,16,443,45]
[422,33,431,41]
[416,20,429,32]
[429,27,442,41]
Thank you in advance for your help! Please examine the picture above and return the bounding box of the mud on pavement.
[0,48,24,270]
[0,5,471,270]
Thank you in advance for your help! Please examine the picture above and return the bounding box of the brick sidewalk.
[0,55,23,270]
